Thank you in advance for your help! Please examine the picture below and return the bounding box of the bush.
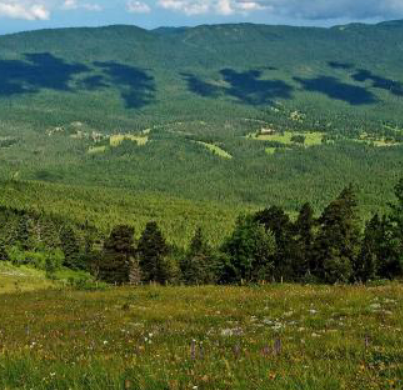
[67,277,109,291]
[7,246,64,271]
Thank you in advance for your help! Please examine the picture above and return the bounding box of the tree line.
[95,179,403,285]
[1,178,403,285]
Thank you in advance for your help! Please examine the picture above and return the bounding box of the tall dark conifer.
[312,185,361,283]
[181,227,216,285]
[60,225,81,270]
[99,225,136,284]
[138,222,170,284]
[293,203,316,278]
[254,206,293,280]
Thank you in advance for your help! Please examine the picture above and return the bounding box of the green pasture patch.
[0,263,54,294]
[249,131,324,146]
[110,134,149,147]
[196,141,233,159]
[88,145,107,154]
[265,147,276,155]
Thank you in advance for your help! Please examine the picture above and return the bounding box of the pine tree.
[99,225,135,285]
[138,222,170,284]
[181,227,216,285]
[221,215,276,284]
[312,185,361,284]
[60,225,81,270]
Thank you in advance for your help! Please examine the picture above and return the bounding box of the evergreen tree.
[292,203,316,278]
[99,225,136,284]
[60,225,81,270]
[221,215,276,283]
[138,222,170,284]
[355,214,381,282]
[312,185,361,284]
[387,177,403,276]
[16,215,31,251]
[375,216,402,280]
[389,177,403,238]
[254,206,293,280]
[0,236,8,261]
[181,227,216,285]
[353,213,402,282]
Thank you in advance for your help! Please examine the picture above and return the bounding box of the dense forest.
[0,22,403,213]
[1,177,402,285]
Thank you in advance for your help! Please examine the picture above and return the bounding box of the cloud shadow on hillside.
[181,73,221,98]
[294,76,377,105]
[93,62,155,109]
[0,53,89,97]
[352,69,403,97]
[328,61,354,70]
[220,69,293,105]
[79,75,108,90]
[182,69,293,106]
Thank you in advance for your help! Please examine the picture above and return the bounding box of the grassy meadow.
[0,272,401,389]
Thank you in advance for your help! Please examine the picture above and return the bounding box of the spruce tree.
[376,216,402,279]
[254,206,293,280]
[181,227,216,285]
[60,225,81,270]
[293,203,316,278]
[16,215,31,251]
[387,178,403,277]
[355,214,381,282]
[0,236,8,261]
[312,185,361,284]
[138,222,170,284]
[99,225,136,285]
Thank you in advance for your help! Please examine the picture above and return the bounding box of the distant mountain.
[0,21,402,132]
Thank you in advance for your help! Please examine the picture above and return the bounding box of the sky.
[0,0,402,34]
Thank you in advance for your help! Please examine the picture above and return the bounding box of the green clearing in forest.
[88,145,107,154]
[196,141,233,159]
[110,134,149,147]
[250,131,324,147]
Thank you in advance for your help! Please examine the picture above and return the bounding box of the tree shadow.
[0,53,88,97]
[352,69,403,97]
[94,62,155,109]
[294,76,376,105]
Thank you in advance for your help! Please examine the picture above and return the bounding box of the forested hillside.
[0,21,402,220]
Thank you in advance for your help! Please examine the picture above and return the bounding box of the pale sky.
[0,0,402,34]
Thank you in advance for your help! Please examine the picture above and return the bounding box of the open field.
[0,283,401,389]
[0,263,54,294]
[249,131,324,147]
[196,141,233,159]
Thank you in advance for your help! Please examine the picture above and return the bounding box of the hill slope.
[0,21,402,215]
